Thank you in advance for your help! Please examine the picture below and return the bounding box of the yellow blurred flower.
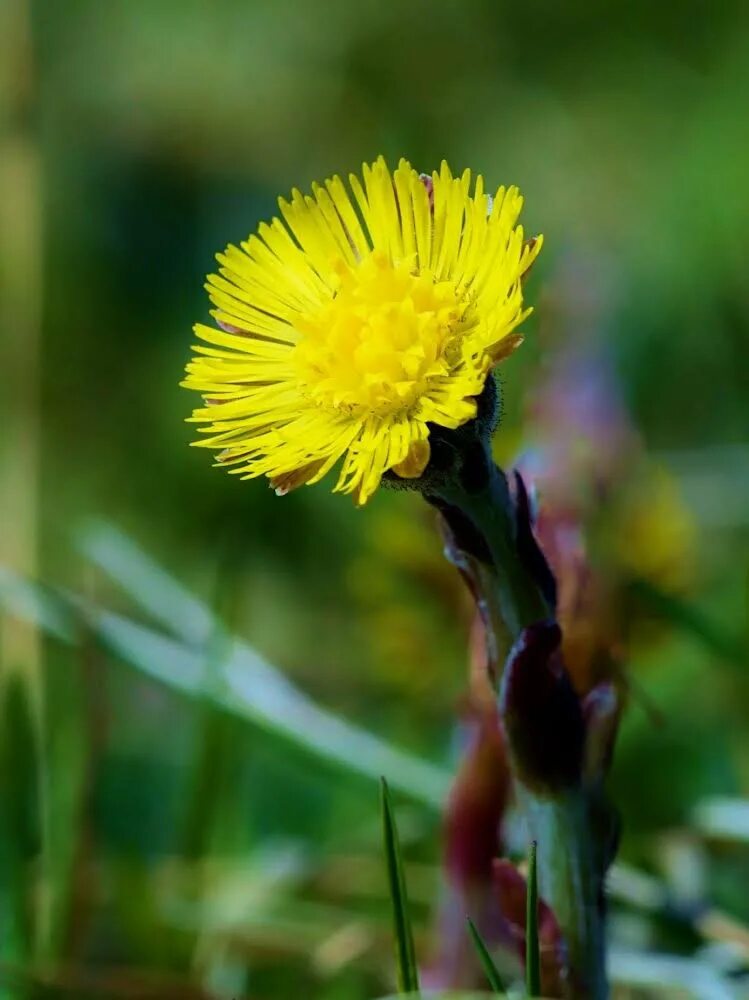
[534,462,697,695]
[610,465,695,594]
[183,156,541,504]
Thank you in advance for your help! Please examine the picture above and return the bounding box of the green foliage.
[525,842,540,998]
[466,919,506,996]
[0,1,748,996]
[0,675,41,979]
[381,779,420,995]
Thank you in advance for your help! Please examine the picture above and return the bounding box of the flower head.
[183,157,542,504]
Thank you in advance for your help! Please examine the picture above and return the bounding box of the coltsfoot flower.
[183,156,542,504]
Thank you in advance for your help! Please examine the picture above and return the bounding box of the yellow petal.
[490,332,524,363]
[392,439,431,479]
[270,460,327,496]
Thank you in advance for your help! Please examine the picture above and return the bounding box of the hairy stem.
[432,442,610,999]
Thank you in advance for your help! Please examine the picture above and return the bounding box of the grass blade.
[380,778,419,994]
[77,521,451,806]
[466,917,506,995]
[526,841,540,997]
[0,566,451,807]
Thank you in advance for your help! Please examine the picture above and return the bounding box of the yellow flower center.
[293,250,468,415]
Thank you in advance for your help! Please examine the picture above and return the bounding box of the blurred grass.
[0,0,748,997]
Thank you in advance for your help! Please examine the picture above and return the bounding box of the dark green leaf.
[466,917,506,995]
[381,778,419,995]
[526,841,540,997]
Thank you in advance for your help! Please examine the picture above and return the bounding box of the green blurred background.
[1,1,748,997]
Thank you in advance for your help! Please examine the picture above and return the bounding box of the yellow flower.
[183,156,542,505]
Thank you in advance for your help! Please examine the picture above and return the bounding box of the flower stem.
[436,457,550,635]
[431,442,610,1000]
[521,790,608,999]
